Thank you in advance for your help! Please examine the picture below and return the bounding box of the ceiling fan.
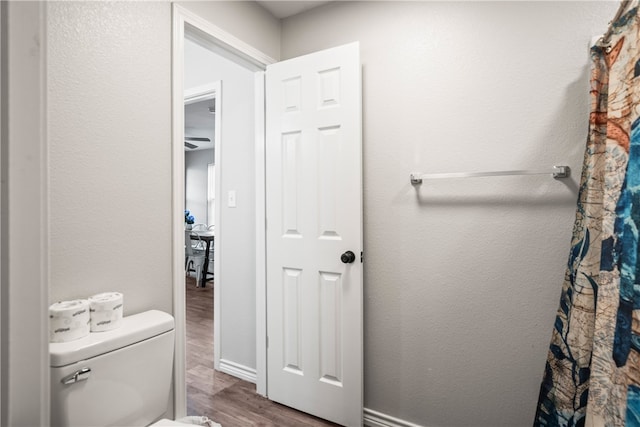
[184,136,210,149]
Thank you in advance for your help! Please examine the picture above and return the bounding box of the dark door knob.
[341,251,356,264]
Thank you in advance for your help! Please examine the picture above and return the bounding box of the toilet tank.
[50,310,175,427]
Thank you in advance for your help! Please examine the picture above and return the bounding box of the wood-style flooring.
[185,276,340,427]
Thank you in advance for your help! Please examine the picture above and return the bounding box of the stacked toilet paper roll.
[89,292,124,332]
[49,299,91,343]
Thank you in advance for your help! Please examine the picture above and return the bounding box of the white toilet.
[50,310,176,427]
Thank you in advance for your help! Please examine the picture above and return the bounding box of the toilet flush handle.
[61,367,91,385]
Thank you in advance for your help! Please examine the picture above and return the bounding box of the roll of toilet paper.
[88,292,123,332]
[49,299,91,343]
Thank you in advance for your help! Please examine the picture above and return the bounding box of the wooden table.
[190,230,214,288]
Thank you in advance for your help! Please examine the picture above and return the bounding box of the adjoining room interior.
[184,99,215,229]
[183,73,219,416]
[184,97,215,286]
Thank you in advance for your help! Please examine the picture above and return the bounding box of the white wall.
[184,37,261,370]
[281,2,618,426]
[185,148,214,227]
[47,1,173,315]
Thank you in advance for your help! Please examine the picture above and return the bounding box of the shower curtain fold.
[535,3,640,426]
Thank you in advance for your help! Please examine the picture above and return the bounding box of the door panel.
[266,42,362,426]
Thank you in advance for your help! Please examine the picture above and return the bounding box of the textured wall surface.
[47,1,173,315]
[281,2,618,426]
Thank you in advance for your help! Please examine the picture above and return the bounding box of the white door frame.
[171,4,275,417]
[183,82,222,369]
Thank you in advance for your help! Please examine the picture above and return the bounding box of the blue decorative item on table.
[185,210,195,230]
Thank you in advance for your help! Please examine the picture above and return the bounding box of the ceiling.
[256,1,332,19]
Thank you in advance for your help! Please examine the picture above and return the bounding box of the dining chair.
[191,223,207,232]
[185,230,206,286]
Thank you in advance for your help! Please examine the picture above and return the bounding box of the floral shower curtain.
[535,3,640,426]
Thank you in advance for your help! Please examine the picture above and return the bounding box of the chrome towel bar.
[410,165,570,185]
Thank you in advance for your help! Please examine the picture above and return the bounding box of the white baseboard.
[218,359,257,384]
[363,408,424,427]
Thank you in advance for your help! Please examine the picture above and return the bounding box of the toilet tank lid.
[50,310,175,367]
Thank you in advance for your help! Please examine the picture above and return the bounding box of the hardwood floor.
[185,276,340,427]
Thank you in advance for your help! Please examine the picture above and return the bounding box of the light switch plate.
[228,190,236,208]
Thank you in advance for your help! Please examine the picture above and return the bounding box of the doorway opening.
[173,4,270,419]
[184,84,220,376]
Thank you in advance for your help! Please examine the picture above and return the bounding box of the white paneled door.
[265,42,363,426]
